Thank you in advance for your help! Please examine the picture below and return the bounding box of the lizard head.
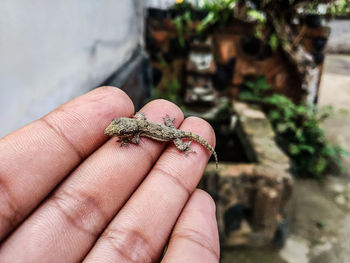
[104,117,138,137]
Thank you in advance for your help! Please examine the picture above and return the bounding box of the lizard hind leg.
[173,138,196,156]
[163,114,176,128]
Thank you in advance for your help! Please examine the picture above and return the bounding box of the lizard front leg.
[134,112,147,121]
[117,132,141,147]
[117,137,131,147]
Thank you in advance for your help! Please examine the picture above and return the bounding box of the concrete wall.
[326,19,350,54]
[146,0,176,9]
[0,0,144,137]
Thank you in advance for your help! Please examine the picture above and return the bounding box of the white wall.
[0,0,144,137]
[146,0,176,9]
[326,19,350,54]
[146,0,207,8]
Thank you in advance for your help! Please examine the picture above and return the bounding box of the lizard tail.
[182,131,218,168]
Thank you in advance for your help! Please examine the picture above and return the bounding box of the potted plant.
[148,7,169,20]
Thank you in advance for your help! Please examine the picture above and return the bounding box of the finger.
[0,86,134,239]
[162,189,220,263]
[83,116,216,262]
[0,100,184,263]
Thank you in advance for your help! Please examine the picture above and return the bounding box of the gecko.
[104,113,218,168]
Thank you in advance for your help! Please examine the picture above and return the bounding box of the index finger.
[0,86,134,240]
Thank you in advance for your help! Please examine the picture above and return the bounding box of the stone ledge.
[200,101,293,247]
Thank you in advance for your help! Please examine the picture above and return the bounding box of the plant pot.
[190,33,208,43]
[192,9,209,20]
[241,37,261,56]
[212,58,236,91]
[169,8,184,19]
[312,52,324,65]
[224,204,246,233]
[304,14,322,28]
[169,38,188,57]
[163,52,174,64]
[169,1,192,18]
[312,37,327,52]
[148,8,169,20]
[257,44,273,60]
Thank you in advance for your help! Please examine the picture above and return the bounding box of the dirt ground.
[221,54,350,263]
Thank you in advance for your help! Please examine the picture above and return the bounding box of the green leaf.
[183,10,191,23]
[289,144,300,155]
[269,33,279,51]
[196,12,216,33]
[239,91,259,102]
[299,144,315,154]
[256,76,270,91]
[268,110,280,121]
[315,157,327,174]
[173,16,185,47]
[244,80,255,90]
[247,9,266,23]
[295,129,305,142]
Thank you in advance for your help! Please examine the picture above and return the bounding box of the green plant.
[247,9,266,39]
[171,0,282,51]
[327,0,350,16]
[240,76,347,179]
[150,78,186,110]
[197,0,237,32]
[196,11,216,34]
[268,33,279,51]
[172,10,192,47]
[171,0,237,38]
[301,0,350,15]
[187,0,280,49]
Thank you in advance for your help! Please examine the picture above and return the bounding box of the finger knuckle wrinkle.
[173,228,219,260]
[50,188,106,237]
[152,166,191,197]
[41,117,84,160]
[0,178,21,238]
[102,227,154,262]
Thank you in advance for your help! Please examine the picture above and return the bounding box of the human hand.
[0,87,220,262]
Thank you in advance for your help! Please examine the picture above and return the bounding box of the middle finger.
[84,116,216,262]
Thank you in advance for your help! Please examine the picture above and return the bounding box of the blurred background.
[1,0,350,262]
[0,1,144,137]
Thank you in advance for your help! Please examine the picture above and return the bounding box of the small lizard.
[104,113,218,168]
